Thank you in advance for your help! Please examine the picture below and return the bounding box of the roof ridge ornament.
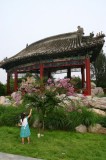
[96,31,105,38]
[77,26,84,36]
[26,43,28,48]
[90,32,94,38]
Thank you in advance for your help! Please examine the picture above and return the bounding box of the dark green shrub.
[80,107,98,127]
[44,107,68,130]
[0,82,6,96]
[97,116,106,127]
[66,110,82,130]
[70,77,82,89]
[0,105,26,126]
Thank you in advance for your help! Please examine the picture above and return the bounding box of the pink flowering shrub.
[18,77,75,98]
[47,78,75,96]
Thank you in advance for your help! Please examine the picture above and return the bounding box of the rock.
[88,124,102,133]
[89,97,106,110]
[11,91,22,105]
[89,108,106,116]
[3,98,11,106]
[91,87,104,96]
[0,96,11,106]
[65,95,106,111]
[91,82,96,89]
[88,124,106,134]
[0,96,5,104]
[97,127,106,134]
[75,124,87,133]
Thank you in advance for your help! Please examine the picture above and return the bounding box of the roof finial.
[77,26,84,35]
[26,43,28,48]
[90,32,94,38]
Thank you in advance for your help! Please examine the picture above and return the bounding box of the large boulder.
[0,96,5,104]
[75,124,87,133]
[89,108,106,116]
[91,82,96,89]
[88,124,102,133]
[89,97,106,110]
[91,87,104,96]
[11,91,22,105]
[88,124,106,134]
[0,96,11,106]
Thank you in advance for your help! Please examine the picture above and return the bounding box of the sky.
[0,0,106,84]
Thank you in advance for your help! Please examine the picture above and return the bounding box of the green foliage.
[97,115,106,127]
[71,76,82,89]
[9,78,14,93]
[66,110,82,130]
[44,106,99,131]
[0,103,104,131]
[80,107,98,127]
[25,72,32,77]
[0,105,27,126]
[44,107,67,130]
[23,87,101,130]
[44,90,61,113]
[23,89,61,130]
[93,50,106,88]
[0,82,6,96]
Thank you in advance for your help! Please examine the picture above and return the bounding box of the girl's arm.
[18,122,22,126]
[28,109,32,118]
[17,119,22,126]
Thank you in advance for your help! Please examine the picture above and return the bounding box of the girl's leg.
[27,137,30,143]
[22,138,24,144]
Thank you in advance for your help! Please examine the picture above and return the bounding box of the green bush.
[97,115,106,127]
[0,82,6,96]
[0,103,100,131]
[43,106,100,131]
[44,107,67,130]
[80,107,98,127]
[0,105,26,126]
[0,105,37,127]
[66,110,82,130]
[70,77,82,89]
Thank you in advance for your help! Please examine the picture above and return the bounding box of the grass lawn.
[0,126,106,160]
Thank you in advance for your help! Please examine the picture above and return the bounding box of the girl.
[19,109,32,144]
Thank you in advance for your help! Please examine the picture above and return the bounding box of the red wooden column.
[40,64,44,80]
[14,71,18,91]
[7,72,11,94]
[85,56,91,95]
[81,66,85,88]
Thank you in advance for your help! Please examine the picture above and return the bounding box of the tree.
[0,82,6,96]
[23,89,61,131]
[92,50,106,88]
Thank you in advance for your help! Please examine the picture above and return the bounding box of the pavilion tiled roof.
[0,27,105,70]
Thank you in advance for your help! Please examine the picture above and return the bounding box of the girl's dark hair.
[21,113,26,122]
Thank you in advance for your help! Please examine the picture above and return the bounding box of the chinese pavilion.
[0,26,105,95]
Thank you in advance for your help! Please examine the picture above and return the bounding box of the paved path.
[0,152,43,160]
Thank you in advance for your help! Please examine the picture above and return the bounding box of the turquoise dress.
[20,117,31,138]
